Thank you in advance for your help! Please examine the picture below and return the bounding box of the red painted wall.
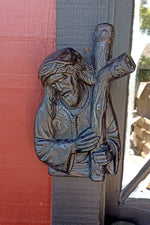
[0,1,56,224]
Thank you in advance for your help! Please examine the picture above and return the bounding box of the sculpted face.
[47,72,79,107]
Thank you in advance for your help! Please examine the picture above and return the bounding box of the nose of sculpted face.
[56,82,63,92]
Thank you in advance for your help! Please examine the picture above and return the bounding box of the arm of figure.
[34,103,99,173]
[105,98,121,174]
[34,103,76,173]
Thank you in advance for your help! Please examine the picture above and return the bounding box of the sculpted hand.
[75,128,99,153]
[92,143,113,166]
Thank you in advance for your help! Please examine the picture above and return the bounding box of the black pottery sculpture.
[34,23,135,181]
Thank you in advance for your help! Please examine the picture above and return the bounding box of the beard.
[61,92,79,107]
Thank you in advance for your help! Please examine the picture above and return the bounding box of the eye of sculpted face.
[47,72,79,107]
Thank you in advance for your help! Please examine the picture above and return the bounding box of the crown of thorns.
[38,48,94,86]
